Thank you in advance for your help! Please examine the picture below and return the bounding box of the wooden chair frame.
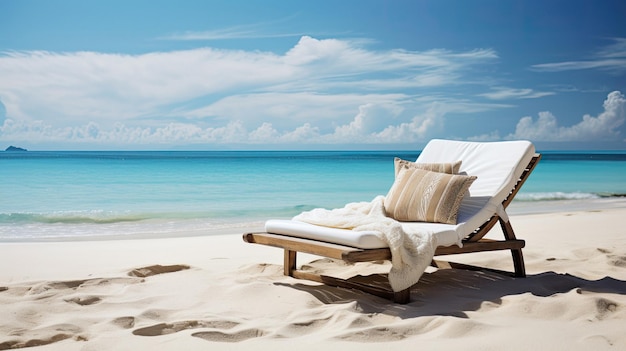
[243,154,541,304]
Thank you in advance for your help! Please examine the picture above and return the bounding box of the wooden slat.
[466,217,498,242]
[502,154,541,209]
[244,232,355,260]
[431,259,519,277]
[243,232,391,263]
[434,239,525,255]
[342,248,392,262]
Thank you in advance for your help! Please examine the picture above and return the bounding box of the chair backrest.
[416,139,535,202]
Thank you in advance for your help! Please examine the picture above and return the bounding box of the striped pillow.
[393,158,462,177]
[384,167,477,224]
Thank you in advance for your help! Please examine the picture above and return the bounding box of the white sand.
[1,203,625,350]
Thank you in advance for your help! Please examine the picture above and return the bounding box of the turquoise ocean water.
[1,150,625,241]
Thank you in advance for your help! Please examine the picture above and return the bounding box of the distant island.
[5,146,28,152]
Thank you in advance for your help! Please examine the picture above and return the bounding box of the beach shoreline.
[2,197,626,243]
[1,201,625,350]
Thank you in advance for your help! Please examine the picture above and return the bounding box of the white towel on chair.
[293,195,436,292]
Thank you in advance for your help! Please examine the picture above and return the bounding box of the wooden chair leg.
[499,218,526,277]
[284,249,297,276]
[284,248,411,304]
[393,288,411,304]
[511,248,526,277]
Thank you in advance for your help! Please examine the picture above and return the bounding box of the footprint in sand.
[608,255,626,267]
[0,324,84,351]
[26,280,87,296]
[132,320,239,337]
[335,326,409,342]
[65,295,102,306]
[275,317,332,338]
[596,248,626,268]
[128,264,190,278]
[112,316,136,329]
[26,277,141,297]
[595,298,619,320]
[192,329,265,343]
[49,280,89,289]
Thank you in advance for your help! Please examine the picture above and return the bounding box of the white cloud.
[159,16,305,41]
[531,38,626,74]
[598,37,626,58]
[186,92,413,137]
[508,91,625,141]
[0,97,512,147]
[160,28,303,41]
[531,59,626,73]
[467,131,502,142]
[248,122,280,142]
[0,37,495,123]
[327,99,509,144]
[280,123,321,143]
[0,48,289,123]
[0,36,506,147]
[332,103,403,140]
[480,87,554,100]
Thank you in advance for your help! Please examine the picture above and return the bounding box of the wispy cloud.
[531,38,626,74]
[480,87,554,100]
[597,37,626,58]
[159,16,312,41]
[160,27,306,41]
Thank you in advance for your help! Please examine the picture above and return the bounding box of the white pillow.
[384,167,477,224]
[393,157,462,177]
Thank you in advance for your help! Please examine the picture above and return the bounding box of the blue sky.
[1,0,625,150]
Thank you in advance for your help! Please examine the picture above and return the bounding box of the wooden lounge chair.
[243,139,540,303]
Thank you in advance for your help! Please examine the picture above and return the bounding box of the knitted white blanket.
[293,195,436,292]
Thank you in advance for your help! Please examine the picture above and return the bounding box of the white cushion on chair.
[265,219,388,249]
